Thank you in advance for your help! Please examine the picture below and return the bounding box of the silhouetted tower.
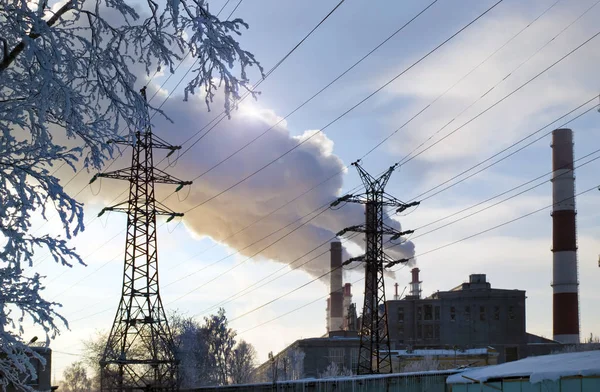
[95,87,191,392]
[332,160,417,375]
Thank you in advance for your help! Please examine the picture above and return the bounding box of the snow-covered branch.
[0,0,261,389]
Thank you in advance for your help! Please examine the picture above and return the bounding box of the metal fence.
[183,370,460,392]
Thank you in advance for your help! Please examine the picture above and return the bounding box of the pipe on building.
[551,128,580,344]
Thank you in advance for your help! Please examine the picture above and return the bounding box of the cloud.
[66,86,416,280]
[376,0,600,167]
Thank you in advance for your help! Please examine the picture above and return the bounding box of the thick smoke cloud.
[44,0,415,280]
[72,85,415,279]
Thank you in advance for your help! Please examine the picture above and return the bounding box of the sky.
[27,0,600,381]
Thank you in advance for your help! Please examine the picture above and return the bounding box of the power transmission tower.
[332,160,418,375]
[95,87,191,392]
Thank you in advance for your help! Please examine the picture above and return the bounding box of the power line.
[31,0,345,267]
[397,9,600,168]
[174,0,439,176]
[50,0,592,324]
[162,97,598,292]
[181,1,504,216]
[57,91,599,321]
[199,150,600,320]
[236,182,600,333]
[408,97,599,202]
[359,0,565,159]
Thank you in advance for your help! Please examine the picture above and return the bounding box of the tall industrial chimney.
[328,241,344,332]
[551,128,580,344]
[409,268,422,299]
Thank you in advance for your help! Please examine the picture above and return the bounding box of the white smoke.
[69,84,416,279]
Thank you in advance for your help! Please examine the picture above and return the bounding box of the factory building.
[387,269,558,363]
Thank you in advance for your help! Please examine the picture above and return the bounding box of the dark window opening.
[450,306,456,321]
[480,306,486,321]
[417,324,422,339]
[417,306,422,321]
[434,324,440,339]
[424,325,433,339]
[505,346,519,362]
[424,305,433,321]
[494,306,500,321]
[434,306,440,321]
[465,306,471,321]
[398,307,404,323]
[508,306,515,320]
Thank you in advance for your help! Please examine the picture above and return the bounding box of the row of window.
[397,304,517,323]
[397,305,441,322]
[397,323,440,340]
[449,305,516,322]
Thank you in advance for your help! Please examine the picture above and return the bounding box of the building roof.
[390,348,495,357]
[446,351,600,385]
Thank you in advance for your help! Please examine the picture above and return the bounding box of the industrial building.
[254,331,360,380]
[386,269,560,363]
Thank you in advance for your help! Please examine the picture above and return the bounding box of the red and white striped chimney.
[551,128,580,344]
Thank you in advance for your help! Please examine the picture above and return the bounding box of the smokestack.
[342,283,352,330]
[409,268,421,299]
[394,283,399,300]
[328,241,344,332]
[551,128,580,344]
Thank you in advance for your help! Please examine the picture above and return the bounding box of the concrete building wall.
[387,275,527,363]
[6,347,53,392]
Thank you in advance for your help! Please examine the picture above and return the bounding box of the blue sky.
[30,0,600,379]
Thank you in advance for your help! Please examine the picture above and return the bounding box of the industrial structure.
[333,160,417,374]
[325,241,353,333]
[95,87,191,392]
[550,128,580,344]
[6,345,54,392]
[387,270,560,363]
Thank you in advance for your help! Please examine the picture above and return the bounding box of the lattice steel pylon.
[332,160,418,375]
[95,87,191,392]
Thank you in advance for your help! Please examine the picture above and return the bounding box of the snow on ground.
[447,351,600,384]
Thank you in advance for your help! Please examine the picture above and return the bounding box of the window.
[465,306,471,321]
[417,324,422,339]
[398,324,404,336]
[350,348,359,373]
[424,325,433,339]
[329,348,344,366]
[434,306,440,321]
[398,307,404,323]
[480,306,486,321]
[417,306,422,321]
[494,306,500,321]
[424,305,433,320]
[450,306,456,321]
[434,324,440,339]
[508,306,515,320]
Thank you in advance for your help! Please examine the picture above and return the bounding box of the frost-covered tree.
[228,340,256,385]
[59,361,92,392]
[0,0,261,389]
[285,348,305,381]
[319,362,353,379]
[204,308,236,386]
[170,312,213,388]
